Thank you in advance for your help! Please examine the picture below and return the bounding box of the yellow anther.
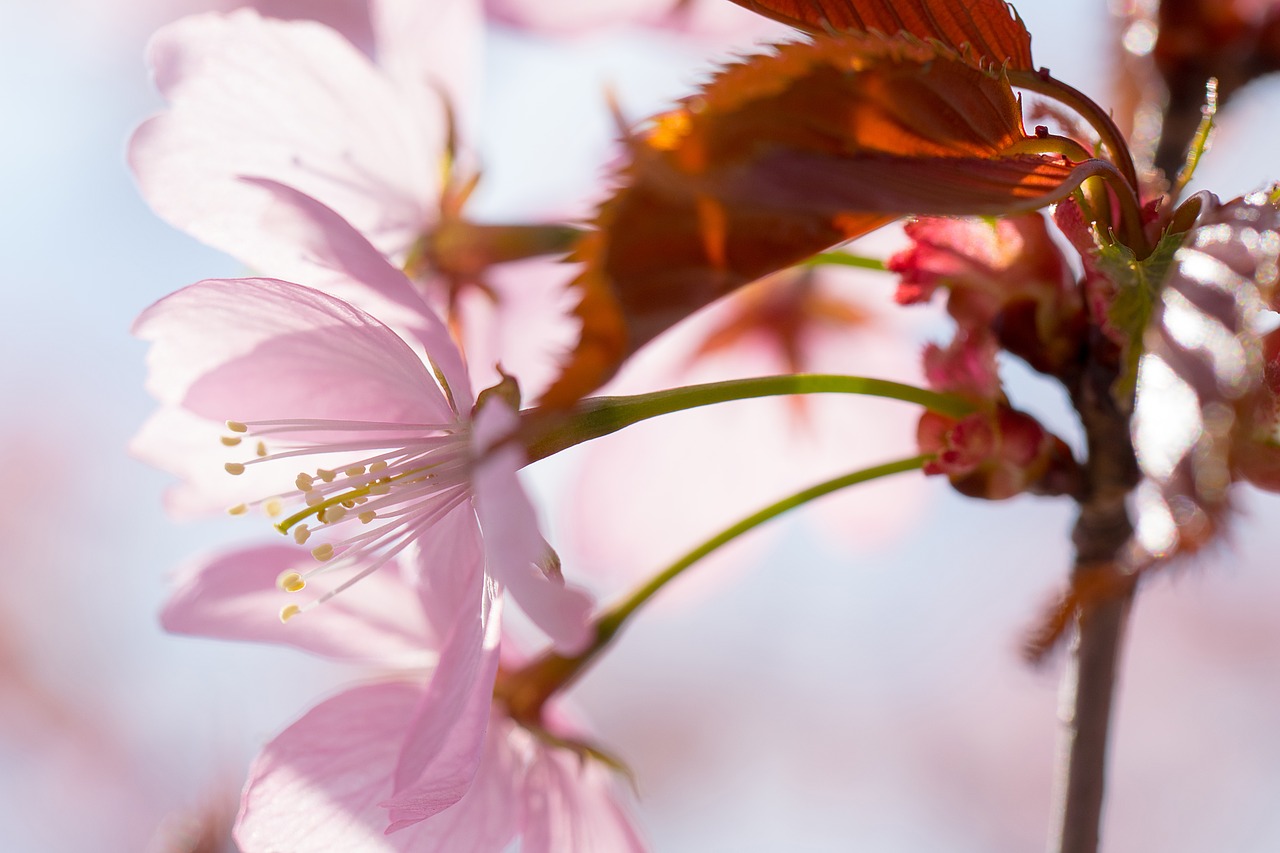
[318,469,336,483]
[341,499,356,509]
[279,604,302,623]
[305,491,325,507]
[293,524,311,545]
[358,510,377,524]
[311,543,335,562]
[369,482,391,495]
[263,497,285,518]
[226,421,249,433]
[227,503,248,516]
[369,460,388,473]
[220,436,243,447]
[325,506,347,524]
[256,441,268,457]
[344,465,366,477]
[277,571,306,593]
[224,462,246,476]
[295,473,315,491]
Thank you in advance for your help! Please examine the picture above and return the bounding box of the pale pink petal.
[130,406,268,517]
[235,681,423,852]
[370,0,483,133]
[455,257,582,403]
[382,566,501,824]
[520,747,648,853]
[131,10,442,271]
[237,179,472,405]
[160,543,439,665]
[383,711,524,849]
[472,400,594,652]
[409,502,486,636]
[483,0,784,39]
[133,277,452,426]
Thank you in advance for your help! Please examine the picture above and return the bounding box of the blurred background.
[5,0,1280,850]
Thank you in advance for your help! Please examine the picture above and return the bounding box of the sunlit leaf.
[1100,225,1188,400]
[1132,189,1280,559]
[725,0,1033,69]
[541,33,1098,405]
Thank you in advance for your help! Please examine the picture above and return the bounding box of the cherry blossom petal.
[234,681,455,852]
[472,400,595,653]
[161,543,438,665]
[520,746,648,853]
[383,569,501,824]
[455,257,583,403]
[484,0,784,40]
[131,406,267,517]
[134,277,453,427]
[371,0,483,132]
[131,9,443,271]
[235,178,472,404]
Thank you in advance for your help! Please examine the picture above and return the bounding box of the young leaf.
[724,0,1033,69]
[541,33,1099,406]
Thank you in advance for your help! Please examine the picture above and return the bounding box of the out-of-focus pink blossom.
[130,5,578,399]
[483,0,787,41]
[163,545,643,849]
[131,6,474,270]
[559,262,928,599]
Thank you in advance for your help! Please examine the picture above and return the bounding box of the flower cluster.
[132,0,1280,850]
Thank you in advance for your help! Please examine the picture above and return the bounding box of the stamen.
[227,503,248,516]
[217,415,476,620]
[277,571,306,593]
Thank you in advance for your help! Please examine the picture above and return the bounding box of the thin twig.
[1047,588,1134,853]
[1047,332,1141,853]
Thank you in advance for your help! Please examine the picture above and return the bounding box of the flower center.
[219,417,473,621]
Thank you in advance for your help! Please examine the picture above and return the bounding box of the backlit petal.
[161,543,437,666]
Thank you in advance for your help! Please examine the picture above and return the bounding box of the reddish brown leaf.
[725,0,1033,69]
[540,34,1094,406]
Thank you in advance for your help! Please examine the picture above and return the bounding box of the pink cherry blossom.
[129,4,577,399]
[130,6,472,273]
[133,194,594,657]
[162,544,644,849]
